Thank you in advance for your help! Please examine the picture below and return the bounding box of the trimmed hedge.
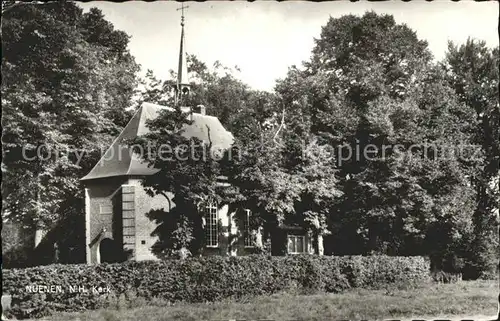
[3,255,430,319]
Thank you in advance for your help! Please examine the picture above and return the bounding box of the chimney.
[195,104,206,115]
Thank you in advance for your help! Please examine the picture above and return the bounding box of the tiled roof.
[81,102,234,181]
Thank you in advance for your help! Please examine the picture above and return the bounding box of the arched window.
[205,198,218,247]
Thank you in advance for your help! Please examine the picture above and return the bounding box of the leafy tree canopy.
[2,2,139,263]
[272,12,486,268]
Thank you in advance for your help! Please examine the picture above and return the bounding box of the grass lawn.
[31,280,498,321]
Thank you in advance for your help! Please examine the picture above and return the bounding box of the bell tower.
[175,4,190,107]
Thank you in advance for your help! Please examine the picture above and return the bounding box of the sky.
[78,1,498,92]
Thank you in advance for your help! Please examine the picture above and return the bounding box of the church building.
[81,9,316,264]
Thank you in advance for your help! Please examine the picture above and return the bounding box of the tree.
[1,2,139,265]
[443,39,499,278]
[136,55,258,136]
[272,12,480,270]
[133,56,287,256]
[130,107,225,257]
[135,69,173,107]
[185,55,252,129]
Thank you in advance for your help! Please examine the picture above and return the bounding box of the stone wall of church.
[127,180,258,258]
[86,177,266,263]
[84,177,128,264]
[127,178,171,261]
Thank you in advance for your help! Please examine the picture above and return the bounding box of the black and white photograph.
[1,0,499,320]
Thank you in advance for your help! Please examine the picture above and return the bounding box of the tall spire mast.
[175,3,190,107]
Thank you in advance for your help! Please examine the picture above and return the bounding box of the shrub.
[2,255,430,319]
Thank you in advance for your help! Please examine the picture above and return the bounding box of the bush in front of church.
[2,255,430,319]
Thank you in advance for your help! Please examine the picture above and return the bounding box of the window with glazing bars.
[243,209,254,247]
[287,235,305,254]
[205,199,218,247]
